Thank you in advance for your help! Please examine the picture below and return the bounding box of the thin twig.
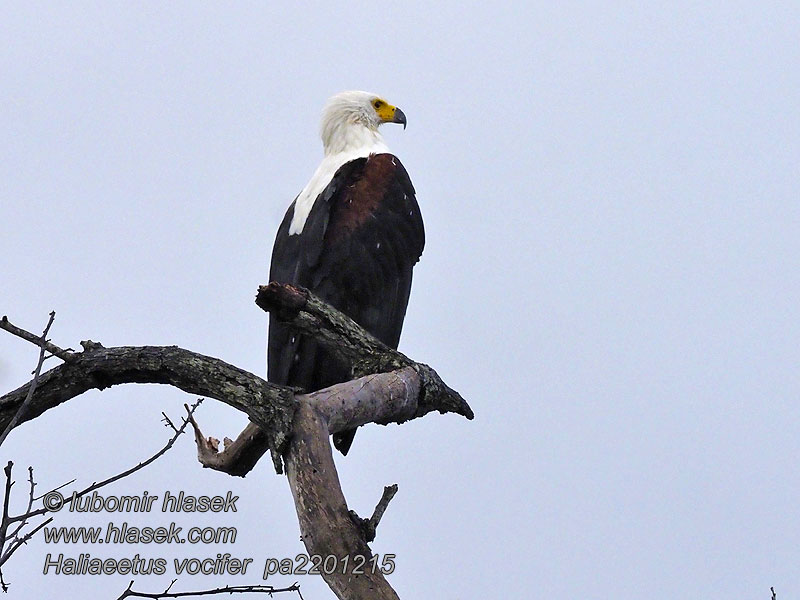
[116,579,303,599]
[0,463,13,560]
[5,467,36,544]
[2,516,53,561]
[0,400,204,589]
[0,314,75,363]
[0,462,48,592]
[349,484,399,543]
[7,398,204,527]
[0,312,56,447]
[33,478,76,502]
[162,411,179,433]
[368,484,398,534]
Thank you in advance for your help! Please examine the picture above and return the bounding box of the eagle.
[268,91,425,455]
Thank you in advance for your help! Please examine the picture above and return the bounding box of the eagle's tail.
[333,428,357,456]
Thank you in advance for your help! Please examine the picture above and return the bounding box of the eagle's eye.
[373,99,383,109]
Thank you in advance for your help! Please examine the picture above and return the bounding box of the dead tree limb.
[0,314,76,364]
[254,283,471,598]
[350,484,399,543]
[0,341,296,473]
[256,282,472,419]
[186,282,472,476]
[0,285,473,600]
[285,399,397,599]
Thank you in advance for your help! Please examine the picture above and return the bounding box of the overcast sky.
[1,2,799,599]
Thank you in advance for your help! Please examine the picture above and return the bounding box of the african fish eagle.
[268,91,425,455]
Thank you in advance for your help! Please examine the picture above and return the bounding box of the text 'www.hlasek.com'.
[39,490,395,579]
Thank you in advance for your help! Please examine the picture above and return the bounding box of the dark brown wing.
[268,153,425,454]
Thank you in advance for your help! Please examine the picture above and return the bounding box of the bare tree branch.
[0,312,56,447]
[191,366,425,479]
[285,399,399,600]
[6,467,36,546]
[0,461,55,592]
[256,282,473,420]
[0,315,76,364]
[1,287,471,477]
[370,485,398,529]
[116,579,304,599]
[187,416,270,477]
[186,282,473,477]
[3,398,203,530]
[0,401,203,589]
[0,345,297,472]
[349,484,398,543]
[0,287,473,600]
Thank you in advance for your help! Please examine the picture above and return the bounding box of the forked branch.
[0,285,473,600]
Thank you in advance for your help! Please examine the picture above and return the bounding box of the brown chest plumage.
[326,154,396,243]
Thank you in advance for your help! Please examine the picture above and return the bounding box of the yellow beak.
[377,104,407,129]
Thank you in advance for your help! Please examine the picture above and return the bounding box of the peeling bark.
[285,400,400,600]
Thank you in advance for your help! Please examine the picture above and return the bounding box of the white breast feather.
[289,124,389,235]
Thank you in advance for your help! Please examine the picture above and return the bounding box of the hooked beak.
[392,107,407,130]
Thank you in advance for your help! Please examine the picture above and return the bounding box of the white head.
[319,90,406,156]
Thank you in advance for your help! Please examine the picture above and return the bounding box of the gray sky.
[2,2,799,598]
